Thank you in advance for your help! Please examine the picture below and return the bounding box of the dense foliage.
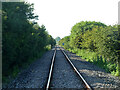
[2,2,56,81]
[55,37,61,45]
[59,21,120,76]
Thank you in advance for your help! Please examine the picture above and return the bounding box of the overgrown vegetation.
[55,37,61,45]
[2,2,56,83]
[59,21,120,76]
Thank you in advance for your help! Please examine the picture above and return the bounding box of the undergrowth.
[68,48,119,76]
[2,47,50,85]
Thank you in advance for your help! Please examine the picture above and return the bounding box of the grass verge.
[68,48,119,77]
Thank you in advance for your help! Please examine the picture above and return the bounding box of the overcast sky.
[26,0,119,38]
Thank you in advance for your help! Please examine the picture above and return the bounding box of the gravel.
[3,46,120,89]
[3,48,54,88]
[64,48,120,89]
[50,47,83,88]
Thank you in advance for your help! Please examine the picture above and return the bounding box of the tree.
[2,2,56,79]
[59,36,70,50]
[55,37,61,44]
[70,21,106,49]
[59,21,120,76]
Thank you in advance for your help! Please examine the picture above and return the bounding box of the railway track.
[46,46,92,90]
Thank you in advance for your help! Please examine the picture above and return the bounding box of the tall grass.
[68,48,118,76]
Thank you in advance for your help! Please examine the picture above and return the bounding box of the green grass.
[45,45,52,50]
[68,48,118,76]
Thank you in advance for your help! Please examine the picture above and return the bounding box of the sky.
[26,0,119,39]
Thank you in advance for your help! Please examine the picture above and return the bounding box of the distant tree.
[59,36,70,49]
[55,37,61,44]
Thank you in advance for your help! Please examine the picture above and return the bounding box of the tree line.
[59,21,120,76]
[2,2,56,82]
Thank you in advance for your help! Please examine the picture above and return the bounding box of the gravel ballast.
[63,48,120,89]
[3,46,120,89]
[50,47,83,88]
[4,48,55,88]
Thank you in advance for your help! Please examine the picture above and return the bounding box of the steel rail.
[46,46,56,90]
[60,47,92,90]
